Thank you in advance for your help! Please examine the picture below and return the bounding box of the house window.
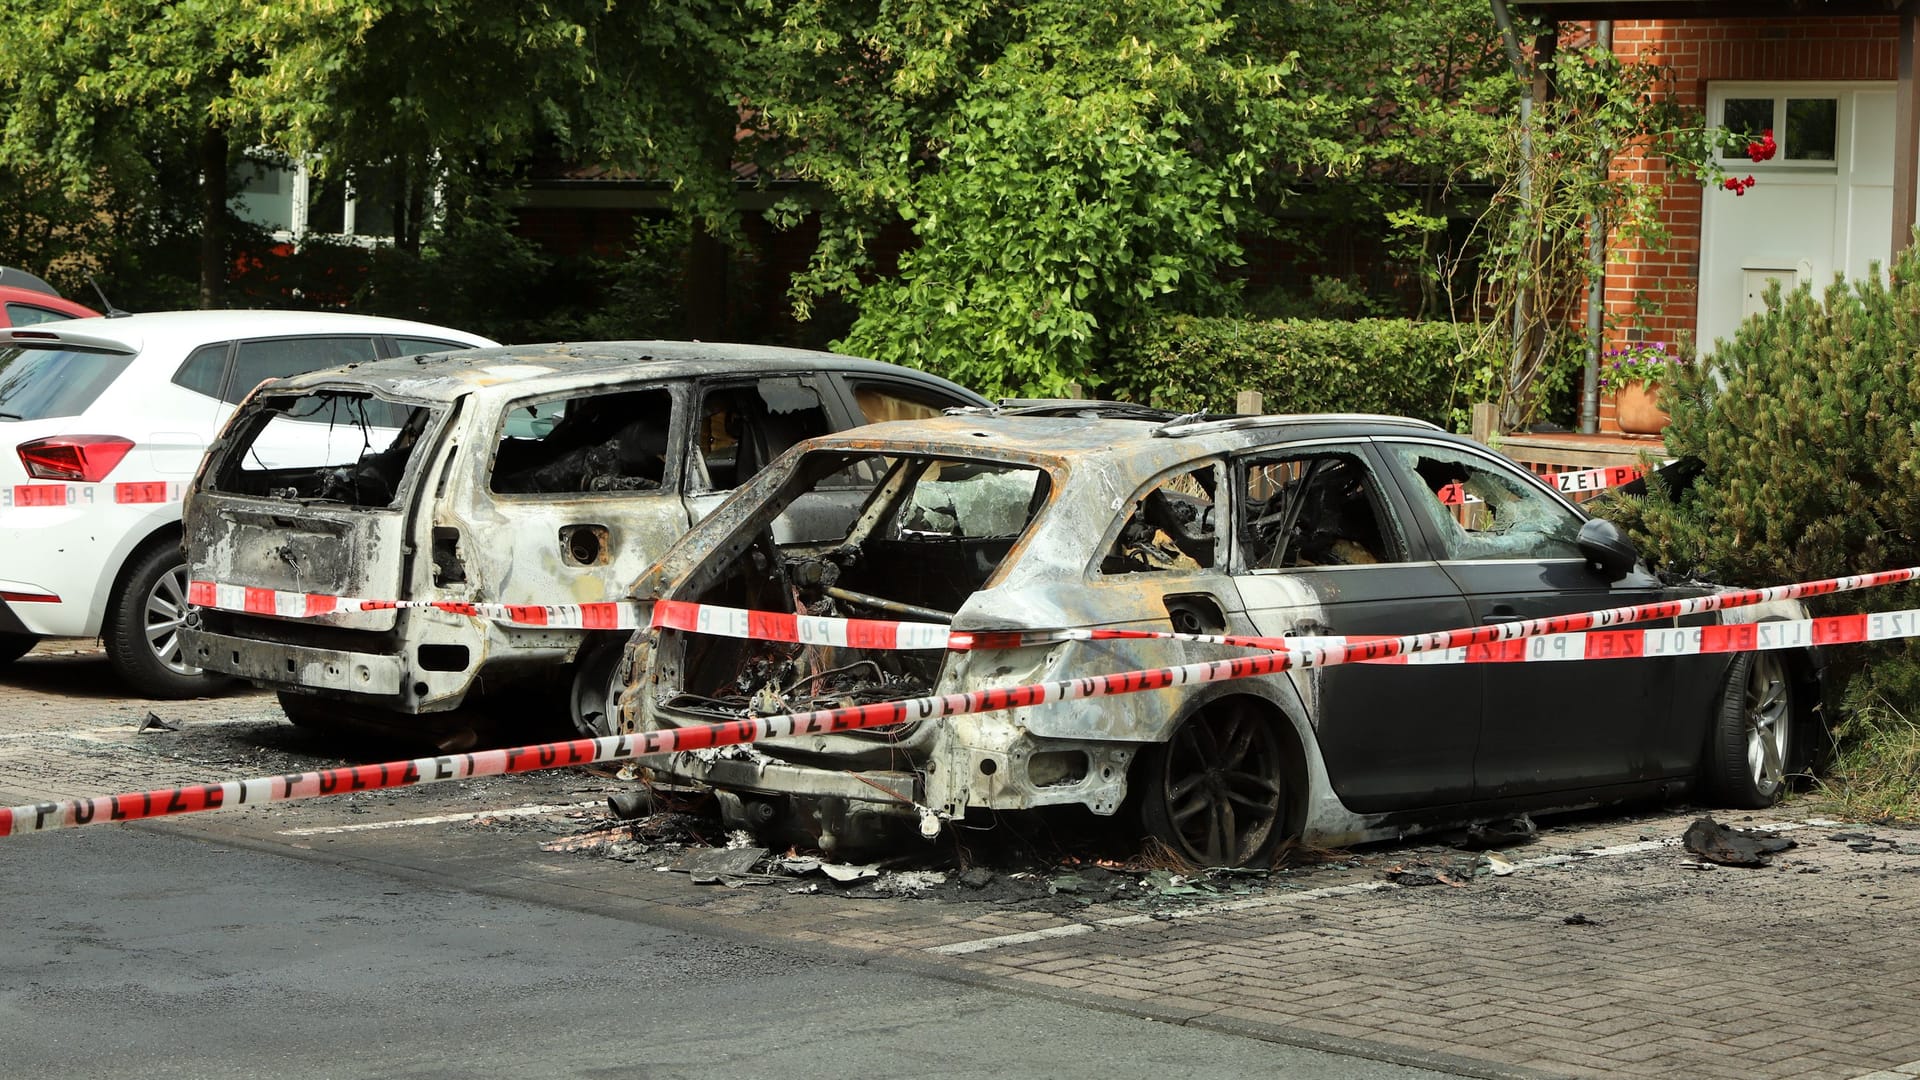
[233,154,399,244]
[1785,99,1838,161]
[1718,94,1838,164]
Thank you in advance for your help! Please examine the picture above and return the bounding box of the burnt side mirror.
[1577,518,1640,581]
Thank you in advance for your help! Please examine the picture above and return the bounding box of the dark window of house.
[1722,98,1774,143]
[1785,98,1838,161]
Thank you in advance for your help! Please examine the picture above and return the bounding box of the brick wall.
[1592,16,1896,431]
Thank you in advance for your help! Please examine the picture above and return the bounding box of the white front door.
[1698,82,1897,353]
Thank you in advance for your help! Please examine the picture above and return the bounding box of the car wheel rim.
[1162,704,1284,867]
[570,646,621,738]
[145,564,202,678]
[1743,653,1791,797]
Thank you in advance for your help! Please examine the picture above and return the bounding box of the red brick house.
[1511,2,1919,434]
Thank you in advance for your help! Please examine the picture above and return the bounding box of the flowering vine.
[1719,128,1776,195]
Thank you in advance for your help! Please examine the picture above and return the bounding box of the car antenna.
[86,275,131,318]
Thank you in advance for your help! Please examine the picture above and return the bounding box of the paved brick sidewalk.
[7,641,1920,1079]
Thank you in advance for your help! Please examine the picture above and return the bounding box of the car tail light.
[17,435,136,482]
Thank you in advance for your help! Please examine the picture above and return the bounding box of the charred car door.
[1376,439,1676,799]
[480,384,689,606]
[682,374,861,544]
[1226,443,1480,811]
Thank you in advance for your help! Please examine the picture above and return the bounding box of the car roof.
[0,309,497,354]
[265,340,991,403]
[798,411,1460,466]
[0,285,99,320]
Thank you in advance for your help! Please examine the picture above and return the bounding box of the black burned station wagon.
[618,406,1820,867]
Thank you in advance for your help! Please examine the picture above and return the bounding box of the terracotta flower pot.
[1613,381,1670,436]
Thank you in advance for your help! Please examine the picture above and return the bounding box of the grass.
[1810,694,1920,823]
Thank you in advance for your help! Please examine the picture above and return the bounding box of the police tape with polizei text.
[7,564,1919,837]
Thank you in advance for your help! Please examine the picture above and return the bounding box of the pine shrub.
[1612,245,1920,722]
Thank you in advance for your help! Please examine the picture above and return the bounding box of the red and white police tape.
[8,563,1920,837]
[187,580,650,631]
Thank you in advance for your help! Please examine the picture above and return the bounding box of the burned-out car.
[618,408,1821,867]
[179,342,987,737]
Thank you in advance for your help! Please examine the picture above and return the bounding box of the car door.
[1376,438,1676,799]
[681,374,858,543]
[479,382,691,608]
[1226,441,1481,811]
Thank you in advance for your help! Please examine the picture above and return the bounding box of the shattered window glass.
[1103,465,1219,574]
[1239,451,1399,570]
[490,387,673,495]
[1386,443,1583,561]
[208,391,435,508]
[693,378,834,492]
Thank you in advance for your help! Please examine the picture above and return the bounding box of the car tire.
[569,635,626,739]
[105,543,222,699]
[277,691,345,733]
[1704,650,1794,809]
[0,632,38,665]
[1139,698,1290,868]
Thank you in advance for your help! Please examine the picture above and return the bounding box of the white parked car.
[0,311,497,695]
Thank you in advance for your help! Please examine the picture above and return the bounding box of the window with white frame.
[234,155,397,243]
[1718,93,1839,165]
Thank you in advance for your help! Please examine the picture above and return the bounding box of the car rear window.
[206,390,436,508]
[0,346,136,421]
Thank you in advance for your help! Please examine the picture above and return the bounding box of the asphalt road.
[2,823,1462,1080]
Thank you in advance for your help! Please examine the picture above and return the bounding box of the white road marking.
[928,819,1841,956]
[278,801,604,836]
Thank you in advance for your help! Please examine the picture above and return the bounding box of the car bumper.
[181,626,407,699]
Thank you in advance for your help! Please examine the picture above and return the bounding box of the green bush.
[1604,247,1920,733]
[1108,315,1476,427]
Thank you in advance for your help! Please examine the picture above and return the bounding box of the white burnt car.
[179,342,987,739]
[617,407,1821,867]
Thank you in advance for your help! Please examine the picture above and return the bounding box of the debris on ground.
[1383,861,1471,887]
[1443,815,1538,850]
[136,711,178,733]
[1827,831,1920,856]
[1682,816,1797,867]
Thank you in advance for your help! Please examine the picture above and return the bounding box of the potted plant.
[1599,340,1680,435]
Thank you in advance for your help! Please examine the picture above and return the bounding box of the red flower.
[1746,128,1778,163]
[1721,175,1757,196]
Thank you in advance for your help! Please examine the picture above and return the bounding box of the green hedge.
[1109,316,1474,427]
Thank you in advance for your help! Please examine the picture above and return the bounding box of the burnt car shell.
[180,342,987,731]
[621,411,1824,864]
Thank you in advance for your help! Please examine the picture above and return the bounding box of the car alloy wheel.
[1142,699,1288,868]
[106,544,218,699]
[1706,649,1793,809]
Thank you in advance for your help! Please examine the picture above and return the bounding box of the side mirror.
[1577,518,1640,581]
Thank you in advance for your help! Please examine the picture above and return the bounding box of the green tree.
[1252,0,1514,319]
[746,0,1298,397]
[0,0,269,305]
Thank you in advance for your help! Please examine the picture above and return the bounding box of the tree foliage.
[744,0,1297,396]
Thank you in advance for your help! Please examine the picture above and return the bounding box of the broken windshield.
[665,453,1052,719]
[206,391,436,508]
